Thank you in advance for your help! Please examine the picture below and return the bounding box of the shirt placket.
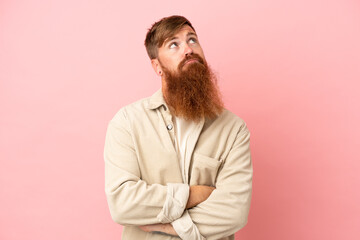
[158,105,177,153]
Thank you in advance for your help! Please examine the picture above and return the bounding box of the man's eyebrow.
[187,32,197,37]
[163,32,198,46]
[164,36,178,45]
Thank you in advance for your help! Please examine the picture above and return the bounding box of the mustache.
[178,53,205,70]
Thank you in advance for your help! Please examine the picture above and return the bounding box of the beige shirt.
[104,89,253,240]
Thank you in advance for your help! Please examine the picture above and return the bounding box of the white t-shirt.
[174,116,198,183]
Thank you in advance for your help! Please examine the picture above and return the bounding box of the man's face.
[157,25,206,74]
[152,25,223,121]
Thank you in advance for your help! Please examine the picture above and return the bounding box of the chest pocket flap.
[189,153,223,186]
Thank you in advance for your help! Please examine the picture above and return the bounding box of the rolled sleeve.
[157,183,190,223]
[172,211,205,240]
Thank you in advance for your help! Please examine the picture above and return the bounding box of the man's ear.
[151,59,163,76]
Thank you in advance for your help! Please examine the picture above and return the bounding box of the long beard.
[161,53,224,122]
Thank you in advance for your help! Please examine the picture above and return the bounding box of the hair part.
[144,15,195,59]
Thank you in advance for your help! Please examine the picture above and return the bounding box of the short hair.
[144,15,195,59]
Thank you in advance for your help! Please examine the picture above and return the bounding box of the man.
[104,15,252,240]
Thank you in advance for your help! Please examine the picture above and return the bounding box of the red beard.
[161,53,224,122]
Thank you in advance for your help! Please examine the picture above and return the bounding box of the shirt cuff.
[157,183,189,223]
[171,210,205,240]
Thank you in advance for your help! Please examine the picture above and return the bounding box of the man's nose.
[184,43,193,57]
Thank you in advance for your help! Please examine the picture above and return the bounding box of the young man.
[104,15,252,240]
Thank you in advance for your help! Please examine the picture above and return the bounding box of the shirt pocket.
[189,153,223,186]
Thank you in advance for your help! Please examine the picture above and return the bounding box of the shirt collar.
[146,89,168,110]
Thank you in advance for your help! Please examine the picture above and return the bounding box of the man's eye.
[189,38,197,44]
[169,42,178,49]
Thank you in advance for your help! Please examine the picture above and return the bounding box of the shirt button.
[167,124,173,130]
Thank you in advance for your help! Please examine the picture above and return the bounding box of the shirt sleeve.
[157,183,189,223]
[104,110,188,226]
[171,211,206,240]
[188,128,253,240]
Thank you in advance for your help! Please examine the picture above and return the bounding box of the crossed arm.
[139,185,215,236]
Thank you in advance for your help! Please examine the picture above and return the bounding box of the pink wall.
[1,0,359,239]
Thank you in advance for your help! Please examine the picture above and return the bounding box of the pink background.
[1,0,359,239]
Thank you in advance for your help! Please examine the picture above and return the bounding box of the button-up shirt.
[104,89,252,240]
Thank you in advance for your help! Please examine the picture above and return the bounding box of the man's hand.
[139,223,178,236]
[186,185,215,209]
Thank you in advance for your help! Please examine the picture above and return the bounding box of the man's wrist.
[163,223,178,236]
